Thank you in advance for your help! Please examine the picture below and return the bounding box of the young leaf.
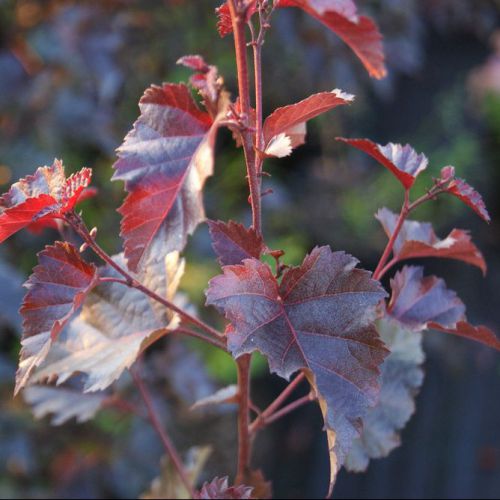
[23,385,106,426]
[262,90,354,157]
[29,253,183,392]
[345,318,424,472]
[387,266,465,331]
[376,207,487,274]
[16,242,98,395]
[215,2,257,38]
[429,321,500,351]
[208,220,264,266]
[0,160,92,243]
[114,83,228,272]
[206,246,388,484]
[440,167,490,223]
[337,138,428,189]
[197,477,253,500]
[276,0,386,79]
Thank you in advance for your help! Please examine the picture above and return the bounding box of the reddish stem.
[373,189,410,280]
[67,213,223,341]
[250,371,306,434]
[132,369,196,498]
[236,354,252,483]
[261,394,314,427]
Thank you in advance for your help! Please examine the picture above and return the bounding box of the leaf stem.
[373,189,410,280]
[132,369,196,499]
[66,213,223,341]
[250,371,306,434]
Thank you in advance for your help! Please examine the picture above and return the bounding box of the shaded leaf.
[208,220,264,266]
[0,160,92,243]
[388,266,465,331]
[276,0,386,78]
[206,246,388,486]
[114,83,228,272]
[262,90,354,157]
[23,385,106,426]
[141,446,212,500]
[30,252,183,392]
[376,207,486,274]
[429,321,500,351]
[345,318,424,472]
[197,477,253,500]
[440,167,490,222]
[337,138,427,189]
[16,242,98,395]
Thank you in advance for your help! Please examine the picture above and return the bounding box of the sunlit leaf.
[429,321,500,351]
[197,476,253,500]
[337,138,427,188]
[16,242,98,395]
[376,207,486,274]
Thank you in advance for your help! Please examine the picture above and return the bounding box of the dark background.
[0,1,499,498]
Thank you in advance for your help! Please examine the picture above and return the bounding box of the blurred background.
[0,0,499,498]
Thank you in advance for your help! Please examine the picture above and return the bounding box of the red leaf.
[276,0,386,79]
[0,160,92,243]
[215,1,257,38]
[208,220,264,266]
[177,54,210,72]
[429,321,500,351]
[262,90,353,157]
[376,208,487,274]
[206,246,388,478]
[441,167,491,222]
[114,83,227,271]
[16,242,98,395]
[337,138,427,189]
[388,266,465,331]
[197,477,253,499]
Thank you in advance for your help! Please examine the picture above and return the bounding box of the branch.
[66,212,223,341]
[236,354,252,483]
[132,368,196,499]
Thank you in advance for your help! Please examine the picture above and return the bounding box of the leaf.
[141,446,212,500]
[206,246,388,486]
[387,266,465,331]
[197,477,253,500]
[337,139,428,189]
[215,2,257,38]
[114,83,228,272]
[441,167,490,223]
[23,385,106,426]
[276,0,386,79]
[345,317,425,472]
[207,220,264,266]
[429,321,500,351]
[30,252,184,392]
[16,242,98,395]
[190,384,238,411]
[0,160,92,243]
[262,90,354,157]
[375,207,487,274]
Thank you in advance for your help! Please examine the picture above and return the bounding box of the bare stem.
[132,369,196,498]
[66,213,223,341]
[236,354,252,483]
